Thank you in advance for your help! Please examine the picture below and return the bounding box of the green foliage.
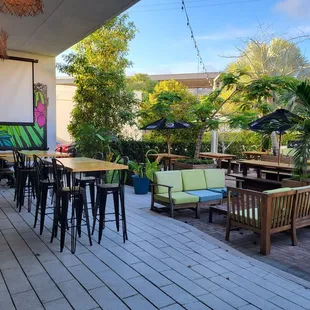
[128,150,160,181]
[177,158,214,165]
[74,123,116,157]
[57,14,138,140]
[139,79,198,148]
[127,74,157,101]
[284,79,310,179]
[226,38,310,79]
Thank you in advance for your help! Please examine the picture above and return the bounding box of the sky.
[56,0,310,76]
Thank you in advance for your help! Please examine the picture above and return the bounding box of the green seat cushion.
[185,190,222,202]
[154,192,199,204]
[234,208,259,225]
[154,171,183,194]
[294,186,310,191]
[263,187,292,194]
[181,169,206,191]
[204,169,225,189]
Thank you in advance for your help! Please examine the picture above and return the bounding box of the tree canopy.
[57,14,138,140]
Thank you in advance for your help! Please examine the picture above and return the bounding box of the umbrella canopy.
[141,118,191,131]
[248,109,300,164]
[141,118,192,155]
[248,109,300,134]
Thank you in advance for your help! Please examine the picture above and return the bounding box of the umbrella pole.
[278,134,282,165]
[167,134,171,156]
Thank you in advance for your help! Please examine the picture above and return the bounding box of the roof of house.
[57,72,221,88]
[2,0,139,56]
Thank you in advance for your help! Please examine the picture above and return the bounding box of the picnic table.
[243,151,268,160]
[237,159,296,179]
[199,152,235,174]
[148,153,188,170]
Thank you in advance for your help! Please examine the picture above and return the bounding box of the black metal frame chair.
[92,156,128,244]
[51,158,92,253]
[33,155,55,235]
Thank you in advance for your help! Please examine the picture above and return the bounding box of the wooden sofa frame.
[226,186,310,255]
[226,187,296,255]
[150,183,200,219]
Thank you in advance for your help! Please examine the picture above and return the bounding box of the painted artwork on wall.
[0,83,48,150]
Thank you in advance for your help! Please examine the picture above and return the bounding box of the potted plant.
[129,151,160,194]
[174,158,217,170]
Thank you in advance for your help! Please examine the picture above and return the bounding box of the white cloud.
[275,0,310,17]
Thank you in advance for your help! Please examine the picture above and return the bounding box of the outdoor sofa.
[150,169,226,218]
[226,186,310,255]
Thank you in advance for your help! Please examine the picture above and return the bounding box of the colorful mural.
[0,83,48,150]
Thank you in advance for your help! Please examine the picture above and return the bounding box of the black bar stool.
[14,151,37,212]
[50,158,92,253]
[33,155,55,235]
[74,152,104,215]
[92,156,128,244]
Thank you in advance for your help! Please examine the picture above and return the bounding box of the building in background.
[56,72,220,143]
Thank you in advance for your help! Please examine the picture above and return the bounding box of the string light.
[181,0,210,78]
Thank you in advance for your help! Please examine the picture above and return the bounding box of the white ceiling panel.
[0,0,139,56]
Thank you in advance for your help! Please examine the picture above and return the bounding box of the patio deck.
[0,185,310,310]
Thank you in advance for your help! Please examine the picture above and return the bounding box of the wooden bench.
[263,170,292,181]
[229,174,282,191]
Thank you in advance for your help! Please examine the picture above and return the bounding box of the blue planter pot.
[132,175,150,195]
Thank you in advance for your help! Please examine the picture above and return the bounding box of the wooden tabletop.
[199,152,235,159]
[243,151,268,156]
[50,157,128,173]
[237,159,294,170]
[21,151,71,158]
[0,152,13,157]
[148,153,188,160]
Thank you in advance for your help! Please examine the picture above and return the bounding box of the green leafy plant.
[74,123,115,157]
[129,149,160,181]
[177,158,214,165]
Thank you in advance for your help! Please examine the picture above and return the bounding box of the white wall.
[6,50,56,150]
[56,84,76,143]
[56,83,142,142]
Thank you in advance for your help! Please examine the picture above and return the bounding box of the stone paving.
[1,184,310,309]
[175,175,310,283]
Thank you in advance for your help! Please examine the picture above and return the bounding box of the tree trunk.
[194,124,206,159]
[270,131,279,155]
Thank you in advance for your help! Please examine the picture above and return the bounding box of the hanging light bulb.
[0,28,8,60]
[0,0,44,17]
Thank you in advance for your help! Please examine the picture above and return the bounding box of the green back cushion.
[263,187,292,194]
[154,171,183,194]
[181,170,206,191]
[204,169,225,189]
[294,186,310,191]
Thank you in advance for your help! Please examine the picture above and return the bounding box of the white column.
[211,130,218,153]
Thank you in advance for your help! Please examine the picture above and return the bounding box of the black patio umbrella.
[141,118,191,155]
[248,109,300,164]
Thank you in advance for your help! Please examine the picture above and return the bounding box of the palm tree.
[285,80,310,179]
[227,38,310,153]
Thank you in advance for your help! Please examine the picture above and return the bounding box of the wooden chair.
[226,187,297,255]
[293,186,310,245]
